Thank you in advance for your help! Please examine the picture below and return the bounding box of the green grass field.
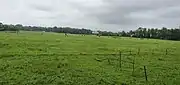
[0,31,180,85]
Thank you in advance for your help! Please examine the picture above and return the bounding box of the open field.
[0,31,180,85]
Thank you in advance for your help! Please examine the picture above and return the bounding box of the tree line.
[0,22,180,41]
[0,23,92,34]
[96,27,180,41]
[123,27,180,41]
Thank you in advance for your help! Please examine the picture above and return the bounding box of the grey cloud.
[91,0,180,25]
[159,6,180,18]
[0,0,180,31]
[28,4,55,12]
[70,0,180,30]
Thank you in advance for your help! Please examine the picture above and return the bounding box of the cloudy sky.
[0,0,180,32]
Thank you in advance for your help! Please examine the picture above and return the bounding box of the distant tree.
[121,31,127,37]
[0,22,5,31]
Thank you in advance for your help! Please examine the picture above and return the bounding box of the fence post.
[130,50,132,55]
[166,49,168,55]
[108,58,111,65]
[132,56,135,76]
[138,48,140,55]
[119,51,122,70]
[144,66,148,82]
[152,49,154,55]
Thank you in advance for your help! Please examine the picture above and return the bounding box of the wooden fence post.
[166,49,168,55]
[138,48,140,55]
[152,49,154,55]
[144,66,148,82]
[130,50,132,55]
[108,58,111,65]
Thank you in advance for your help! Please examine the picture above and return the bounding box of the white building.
[92,31,99,34]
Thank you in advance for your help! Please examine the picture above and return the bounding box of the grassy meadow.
[0,31,180,85]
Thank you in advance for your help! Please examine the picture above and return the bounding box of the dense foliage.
[125,27,180,41]
[0,23,92,34]
[99,27,180,41]
[0,22,180,40]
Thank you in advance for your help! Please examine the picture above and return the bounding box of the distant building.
[92,31,99,34]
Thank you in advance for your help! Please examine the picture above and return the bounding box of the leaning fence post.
[144,66,148,82]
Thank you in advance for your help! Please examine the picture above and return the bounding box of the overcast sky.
[0,0,180,32]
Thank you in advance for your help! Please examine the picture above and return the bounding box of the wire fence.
[0,48,176,83]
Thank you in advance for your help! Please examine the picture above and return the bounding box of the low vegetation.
[0,31,180,85]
